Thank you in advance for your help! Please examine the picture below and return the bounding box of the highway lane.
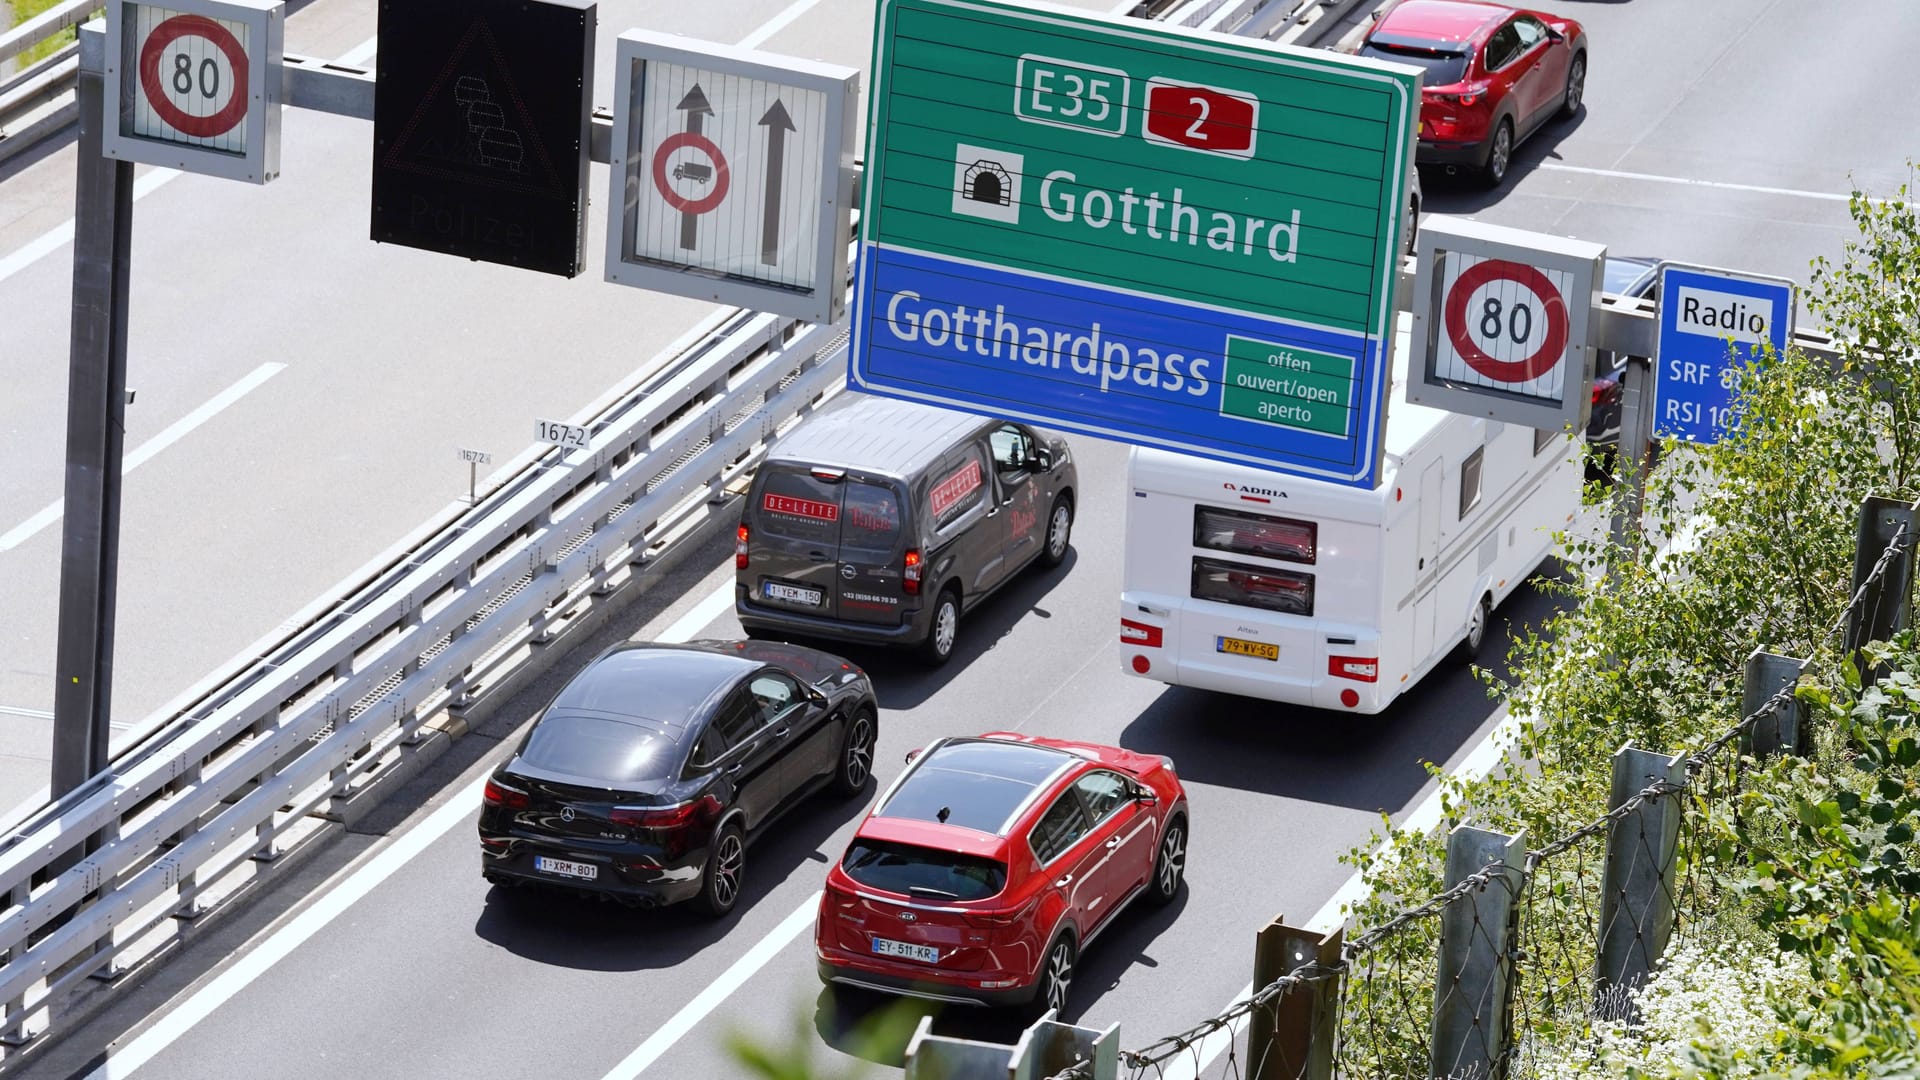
[28,427,1563,1080]
[0,0,1057,813]
[4,0,1917,1074]
[1417,0,1920,295]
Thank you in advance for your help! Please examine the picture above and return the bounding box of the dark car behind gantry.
[479,640,878,917]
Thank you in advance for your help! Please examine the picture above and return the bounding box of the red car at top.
[1359,0,1587,186]
[816,732,1188,1021]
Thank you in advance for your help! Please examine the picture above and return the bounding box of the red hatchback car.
[816,733,1189,1019]
[1359,0,1587,185]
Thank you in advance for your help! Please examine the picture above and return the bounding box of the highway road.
[1,0,1918,1076]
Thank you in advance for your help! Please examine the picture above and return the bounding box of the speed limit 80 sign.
[104,0,284,183]
[1406,216,1605,431]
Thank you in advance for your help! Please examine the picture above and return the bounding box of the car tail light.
[611,795,722,830]
[483,779,530,810]
[735,524,750,569]
[1120,618,1163,648]
[903,549,922,594]
[1329,655,1379,683]
[612,796,723,858]
[1593,381,1619,406]
[1431,83,1491,107]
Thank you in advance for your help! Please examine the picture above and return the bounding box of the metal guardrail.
[0,0,1384,1055]
[0,303,848,1048]
[0,0,94,162]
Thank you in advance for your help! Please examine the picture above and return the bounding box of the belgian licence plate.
[1217,635,1279,661]
[764,582,823,606]
[533,856,598,881]
[872,937,939,964]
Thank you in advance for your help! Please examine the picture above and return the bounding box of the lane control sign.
[103,0,284,183]
[852,0,1421,490]
[605,30,859,324]
[1652,264,1794,445]
[1407,216,1604,431]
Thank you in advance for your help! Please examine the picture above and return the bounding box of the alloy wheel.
[1042,941,1074,1014]
[711,832,743,909]
[1048,503,1071,560]
[1565,57,1585,115]
[932,599,957,657]
[1157,822,1186,897]
[1488,123,1512,183]
[844,715,874,788]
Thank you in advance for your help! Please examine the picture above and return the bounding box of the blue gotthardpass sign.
[1653,265,1795,444]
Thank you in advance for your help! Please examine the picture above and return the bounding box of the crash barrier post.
[1592,746,1687,1023]
[1845,496,1918,687]
[1741,650,1809,758]
[1248,917,1340,1080]
[1429,825,1525,1080]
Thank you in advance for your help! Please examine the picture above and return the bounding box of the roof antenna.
[937,806,951,823]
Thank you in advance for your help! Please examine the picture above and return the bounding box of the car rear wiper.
[908,885,961,900]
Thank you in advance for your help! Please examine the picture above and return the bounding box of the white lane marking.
[0,170,181,287]
[600,894,821,1080]
[0,363,287,553]
[0,704,53,719]
[83,578,731,1076]
[338,33,378,68]
[737,0,826,48]
[1536,162,1879,204]
[659,585,736,644]
[84,774,489,1080]
[0,30,377,285]
[1161,708,1527,1080]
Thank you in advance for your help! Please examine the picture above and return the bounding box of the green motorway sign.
[850,0,1420,487]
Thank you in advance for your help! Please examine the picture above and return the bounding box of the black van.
[735,395,1077,665]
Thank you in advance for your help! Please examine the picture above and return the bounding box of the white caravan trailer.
[1118,366,1582,715]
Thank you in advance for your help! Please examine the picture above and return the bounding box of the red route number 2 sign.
[1437,256,1572,390]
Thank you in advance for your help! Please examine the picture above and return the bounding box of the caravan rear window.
[1193,507,1317,564]
[1192,556,1315,616]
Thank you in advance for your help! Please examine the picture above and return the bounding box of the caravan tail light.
[903,549,923,594]
[1328,656,1379,683]
[735,524,750,569]
[1120,619,1163,648]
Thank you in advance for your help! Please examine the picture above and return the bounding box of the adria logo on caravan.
[1223,481,1288,500]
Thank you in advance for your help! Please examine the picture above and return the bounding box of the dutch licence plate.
[533,855,599,881]
[764,582,823,606]
[872,937,939,964]
[1217,635,1279,661]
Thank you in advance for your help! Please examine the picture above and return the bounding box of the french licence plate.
[533,856,599,881]
[1217,635,1279,661]
[872,937,939,964]
[764,582,823,606]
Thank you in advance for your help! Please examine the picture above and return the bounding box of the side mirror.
[808,685,829,707]
[905,747,924,763]
[1135,787,1159,807]
[1029,447,1053,472]
[1545,25,1564,41]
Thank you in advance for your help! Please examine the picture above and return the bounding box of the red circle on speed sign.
[1442,258,1570,383]
[651,131,731,215]
[138,15,250,139]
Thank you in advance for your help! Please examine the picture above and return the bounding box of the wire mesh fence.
[1016,500,1916,1080]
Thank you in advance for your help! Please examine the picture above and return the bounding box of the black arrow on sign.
[677,84,714,250]
[759,100,794,266]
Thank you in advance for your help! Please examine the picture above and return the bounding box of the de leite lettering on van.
[763,493,839,521]
[929,460,983,518]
